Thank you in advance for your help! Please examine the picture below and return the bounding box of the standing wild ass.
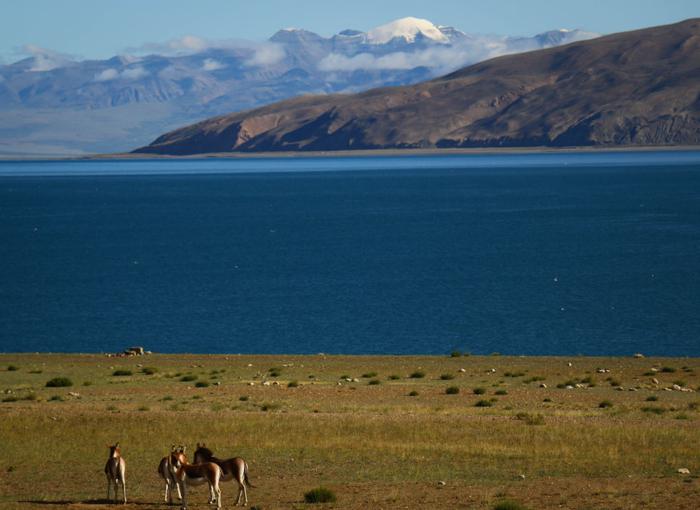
[104,443,127,504]
[194,443,254,507]
[170,449,223,510]
[158,445,185,504]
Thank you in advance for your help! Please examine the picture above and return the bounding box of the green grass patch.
[409,371,425,379]
[112,369,132,376]
[445,386,460,395]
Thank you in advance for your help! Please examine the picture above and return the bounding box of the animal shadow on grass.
[21,499,153,506]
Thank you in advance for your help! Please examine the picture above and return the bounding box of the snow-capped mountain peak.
[366,17,449,44]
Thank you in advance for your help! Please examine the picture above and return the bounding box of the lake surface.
[1,152,700,356]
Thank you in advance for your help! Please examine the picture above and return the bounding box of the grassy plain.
[0,353,699,509]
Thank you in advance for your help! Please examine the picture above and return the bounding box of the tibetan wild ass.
[194,443,254,506]
[158,445,185,504]
[104,443,126,504]
[170,450,222,510]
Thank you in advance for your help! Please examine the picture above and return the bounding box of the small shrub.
[2,396,18,402]
[450,350,462,357]
[673,380,687,387]
[646,395,658,402]
[608,379,621,387]
[445,386,460,394]
[29,369,43,374]
[675,413,689,420]
[661,367,676,373]
[408,390,419,397]
[46,377,72,387]
[495,389,508,395]
[440,373,455,380]
[362,371,378,378]
[368,379,381,385]
[304,487,336,504]
[388,374,400,380]
[523,376,546,383]
[195,381,210,388]
[473,387,486,395]
[268,367,282,377]
[515,412,544,425]
[493,501,529,510]
[642,406,666,415]
[504,371,525,378]
[409,371,425,379]
[49,395,63,402]
[260,403,281,412]
[239,395,249,401]
[112,369,132,376]
[142,367,158,375]
[543,398,552,403]
[82,381,92,386]
[161,395,173,401]
[475,399,493,407]
[7,365,18,371]
[288,380,299,388]
[599,400,614,408]
[138,406,150,411]
[24,392,37,401]
[180,375,197,382]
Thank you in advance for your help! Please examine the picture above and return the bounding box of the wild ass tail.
[244,462,255,488]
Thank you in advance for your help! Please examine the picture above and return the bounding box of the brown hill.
[134,19,700,154]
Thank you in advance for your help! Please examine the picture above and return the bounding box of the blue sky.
[1,0,698,62]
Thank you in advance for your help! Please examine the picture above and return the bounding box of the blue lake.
[1,151,700,356]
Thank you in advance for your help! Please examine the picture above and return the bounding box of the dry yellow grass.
[1,353,699,509]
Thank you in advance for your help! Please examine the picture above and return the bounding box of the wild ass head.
[107,443,121,458]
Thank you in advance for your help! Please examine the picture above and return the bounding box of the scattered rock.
[68,392,80,398]
[633,353,645,358]
[678,468,691,475]
[263,381,271,386]
[566,385,574,390]
[597,368,610,373]
[437,480,446,486]
[672,384,682,391]
[247,363,253,367]
[214,381,220,386]
[458,368,466,373]
[539,383,547,388]
[575,383,585,388]
[488,368,496,373]
[650,367,659,372]
[248,382,255,386]
[518,474,526,480]
[352,378,360,383]
[652,378,659,385]
[628,388,637,392]
[615,386,625,391]
[567,362,573,367]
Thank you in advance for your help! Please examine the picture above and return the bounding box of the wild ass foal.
[104,443,126,504]
[158,445,184,504]
[194,443,254,507]
[170,450,223,510]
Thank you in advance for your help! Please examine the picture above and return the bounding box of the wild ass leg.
[105,473,112,502]
[119,461,127,504]
[179,480,188,510]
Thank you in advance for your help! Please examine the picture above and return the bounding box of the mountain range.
[135,18,700,154]
[0,17,597,156]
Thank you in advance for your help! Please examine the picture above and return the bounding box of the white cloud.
[131,35,209,55]
[19,44,75,72]
[93,66,148,82]
[243,43,286,67]
[202,58,225,71]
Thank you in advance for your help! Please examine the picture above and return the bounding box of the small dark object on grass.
[493,501,529,510]
[515,412,544,425]
[46,377,72,387]
[661,366,676,373]
[142,367,158,375]
[49,395,63,402]
[642,406,666,415]
[368,379,381,385]
[7,365,18,371]
[543,398,552,403]
[495,389,508,395]
[304,487,337,503]
[410,371,425,379]
[388,374,400,380]
[473,387,486,395]
[180,375,197,382]
[112,369,132,376]
[440,373,455,380]
[599,400,614,408]
[195,381,210,388]
[646,395,658,402]
[362,371,378,378]
[450,351,462,357]
[475,399,493,407]
[445,386,460,394]
[408,391,419,397]
[239,395,249,401]
[288,381,299,388]
[2,396,18,402]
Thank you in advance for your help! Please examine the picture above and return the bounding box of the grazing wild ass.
[194,443,254,507]
[170,449,223,510]
[158,445,184,504]
[104,443,126,504]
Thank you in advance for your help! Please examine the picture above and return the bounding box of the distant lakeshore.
[1,144,700,162]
